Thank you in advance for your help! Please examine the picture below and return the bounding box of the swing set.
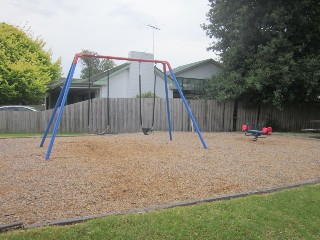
[40,53,208,160]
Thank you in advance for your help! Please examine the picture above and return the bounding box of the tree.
[0,23,61,105]
[135,91,158,98]
[202,0,320,107]
[80,50,116,79]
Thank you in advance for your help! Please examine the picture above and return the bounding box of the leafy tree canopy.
[80,50,116,79]
[202,0,320,106]
[0,23,62,105]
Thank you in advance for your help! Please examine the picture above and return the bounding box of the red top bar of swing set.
[73,53,174,71]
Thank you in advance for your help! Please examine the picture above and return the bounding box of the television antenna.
[147,24,160,59]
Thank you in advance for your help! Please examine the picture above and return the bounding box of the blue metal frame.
[246,129,263,136]
[41,63,77,160]
[245,130,268,139]
[41,54,208,160]
[40,64,73,147]
[168,69,208,149]
[162,64,172,140]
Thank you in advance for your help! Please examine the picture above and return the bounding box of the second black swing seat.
[142,127,153,135]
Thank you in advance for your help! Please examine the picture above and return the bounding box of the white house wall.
[128,51,155,98]
[100,70,129,98]
[176,62,221,79]
[128,61,156,97]
[155,74,173,98]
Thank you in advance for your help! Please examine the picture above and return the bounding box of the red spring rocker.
[242,123,272,141]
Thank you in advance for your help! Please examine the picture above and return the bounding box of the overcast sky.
[1,0,216,77]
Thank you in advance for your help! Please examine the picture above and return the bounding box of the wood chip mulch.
[1,132,319,225]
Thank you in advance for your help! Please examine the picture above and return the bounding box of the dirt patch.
[0,132,319,224]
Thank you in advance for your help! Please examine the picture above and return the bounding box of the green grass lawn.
[1,184,319,240]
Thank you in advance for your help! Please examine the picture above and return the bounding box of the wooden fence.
[0,98,319,133]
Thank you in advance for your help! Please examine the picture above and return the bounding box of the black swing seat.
[97,126,111,135]
[142,127,153,135]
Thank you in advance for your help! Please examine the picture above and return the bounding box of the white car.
[0,105,37,111]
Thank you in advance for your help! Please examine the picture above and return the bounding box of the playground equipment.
[138,62,156,135]
[87,61,111,135]
[94,65,111,135]
[242,123,272,141]
[40,53,208,160]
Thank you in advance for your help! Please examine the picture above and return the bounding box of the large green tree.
[80,50,116,79]
[0,23,61,105]
[202,0,320,106]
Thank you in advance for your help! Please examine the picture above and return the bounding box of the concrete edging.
[0,221,23,232]
[1,179,319,231]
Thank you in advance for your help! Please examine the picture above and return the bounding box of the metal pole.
[45,63,77,160]
[168,68,208,149]
[147,25,160,58]
[40,64,73,147]
[152,28,154,57]
[107,69,110,128]
[163,63,172,140]
[88,63,91,130]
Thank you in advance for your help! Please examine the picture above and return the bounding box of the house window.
[173,77,209,99]
[80,92,95,102]
[177,77,206,91]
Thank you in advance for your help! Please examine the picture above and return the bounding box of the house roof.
[169,59,222,75]
[93,63,174,86]
[93,63,129,86]
[49,58,217,91]
[48,77,86,90]
[48,63,130,90]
